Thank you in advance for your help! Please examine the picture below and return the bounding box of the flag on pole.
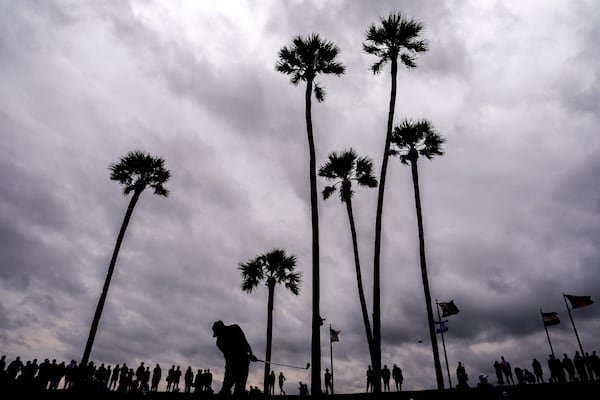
[439,300,460,317]
[564,294,594,309]
[330,327,341,343]
[541,311,560,327]
[435,319,448,333]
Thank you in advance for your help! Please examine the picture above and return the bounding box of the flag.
[330,327,341,343]
[541,311,560,327]
[439,300,460,317]
[435,319,448,333]
[564,294,594,309]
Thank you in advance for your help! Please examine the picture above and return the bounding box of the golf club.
[255,359,310,370]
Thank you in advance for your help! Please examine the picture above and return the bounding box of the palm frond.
[322,185,337,200]
[363,11,428,72]
[109,150,170,197]
[313,82,325,102]
[391,118,445,164]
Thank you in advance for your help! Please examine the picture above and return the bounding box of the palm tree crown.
[239,249,301,394]
[276,33,346,102]
[319,149,377,202]
[390,119,445,163]
[363,11,428,73]
[239,249,301,295]
[110,150,170,196]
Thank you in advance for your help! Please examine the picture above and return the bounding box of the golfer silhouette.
[212,320,258,396]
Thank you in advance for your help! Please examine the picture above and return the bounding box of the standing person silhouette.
[212,320,258,396]
[392,364,403,391]
[324,368,333,395]
[381,365,391,392]
[278,372,286,395]
[500,356,515,385]
[531,358,544,383]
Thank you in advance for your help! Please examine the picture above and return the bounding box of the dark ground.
[7,381,600,400]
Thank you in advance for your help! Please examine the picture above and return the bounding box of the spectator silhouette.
[589,351,600,380]
[456,361,469,389]
[279,371,286,395]
[184,366,194,393]
[6,356,23,382]
[562,353,576,382]
[64,360,78,390]
[151,363,161,392]
[524,368,535,384]
[493,360,504,386]
[548,354,565,383]
[173,365,182,391]
[381,364,391,392]
[166,365,175,392]
[366,365,373,392]
[268,370,276,395]
[514,367,525,384]
[298,381,308,396]
[574,351,588,382]
[392,364,403,391]
[531,358,544,383]
[324,368,333,395]
[212,320,257,396]
[135,362,145,390]
[500,356,515,385]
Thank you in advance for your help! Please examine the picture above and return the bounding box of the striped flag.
[541,311,560,327]
[564,294,594,309]
[330,327,341,343]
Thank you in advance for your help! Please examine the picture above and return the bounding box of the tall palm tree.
[390,118,445,389]
[363,12,427,392]
[319,149,377,366]
[239,249,302,394]
[81,150,170,368]
[276,33,345,395]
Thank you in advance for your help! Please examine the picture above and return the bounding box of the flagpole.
[563,293,585,356]
[329,325,335,395]
[436,300,452,389]
[539,308,555,358]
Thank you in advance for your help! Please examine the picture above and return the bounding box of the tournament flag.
[541,311,560,327]
[435,319,448,333]
[439,300,460,317]
[330,327,341,343]
[564,294,594,309]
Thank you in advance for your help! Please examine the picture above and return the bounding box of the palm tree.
[81,150,170,368]
[319,149,377,366]
[390,118,445,389]
[239,249,302,394]
[276,33,345,395]
[363,11,428,392]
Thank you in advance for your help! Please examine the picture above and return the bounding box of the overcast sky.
[1,0,599,394]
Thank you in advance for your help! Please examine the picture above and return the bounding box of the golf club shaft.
[256,359,309,369]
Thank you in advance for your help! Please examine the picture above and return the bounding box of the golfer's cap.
[212,320,224,336]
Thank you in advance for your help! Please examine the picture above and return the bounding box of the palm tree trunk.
[410,160,444,390]
[81,189,142,368]
[372,57,398,393]
[345,198,375,362]
[264,279,276,394]
[305,78,321,397]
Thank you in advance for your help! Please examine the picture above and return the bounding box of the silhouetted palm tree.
[81,150,170,368]
[390,118,445,389]
[363,11,428,391]
[319,149,377,366]
[239,249,301,394]
[276,33,345,395]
